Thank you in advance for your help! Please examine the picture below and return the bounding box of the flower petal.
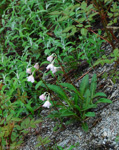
[43,100,51,108]
[46,64,54,70]
[47,55,53,62]
[39,94,46,101]
[26,68,32,74]
[27,75,35,83]
[34,63,39,70]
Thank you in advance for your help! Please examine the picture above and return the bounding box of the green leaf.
[85,112,95,117]
[113,48,119,57]
[59,83,79,95]
[74,105,81,112]
[34,119,42,124]
[96,98,112,104]
[40,61,49,66]
[58,16,69,22]
[35,81,42,90]
[26,104,34,114]
[81,28,88,36]
[15,125,21,130]
[6,114,13,121]
[85,89,91,105]
[81,1,87,9]
[0,27,4,33]
[11,118,22,122]
[60,110,76,117]
[21,130,29,134]
[82,122,88,132]
[77,18,86,22]
[82,104,97,111]
[74,94,79,105]
[47,84,67,99]
[62,25,75,33]
[80,74,89,95]
[93,92,107,98]
[49,11,61,15]
[90,74,97,99]
[76,24,83,28]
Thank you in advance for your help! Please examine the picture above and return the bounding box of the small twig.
[75,67,93,82]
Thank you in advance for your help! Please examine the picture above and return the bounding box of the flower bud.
[34,63,39,70]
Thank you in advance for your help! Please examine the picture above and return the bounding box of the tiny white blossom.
[27,75,35,83]
[43,100,51,108]
[51,67,61,74]
[47,55,53,62]
[39,94,46,101]
[46,63,55,70]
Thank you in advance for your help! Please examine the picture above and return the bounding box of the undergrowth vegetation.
[0,0,119,149]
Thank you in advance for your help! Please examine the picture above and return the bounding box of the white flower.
[26,68,32,74]
[47,55,53,62]
[43,100,51,108]
[27,75,35,83]
[34,63,39,70]
[46,63,61,74]
[52,67,61,74]
[39,94,46,101]
[46,63,55,70]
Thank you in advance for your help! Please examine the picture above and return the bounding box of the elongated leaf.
[74,105,81,112]
[59,82,80,95]
[62,25,75,33]
[96,98,112,104]
[85,89,91,105]
[85,112,95,117]
[35,81,42,90]
[58,16,69,22]
[60,110,76,117]
[11,118,22,122]
[93,92,107,98]
[113,48,119,57]
[47,84,67,99]
[81,1,87,9]
[74,93,79,105]
[90,74,97,99]
[33,119,42,124]
[82,104,97,111]
[81,28,88,36]
[82,122,88,132]
[47,111,61,118]
[49,11,62,15]
[80,74,89,95]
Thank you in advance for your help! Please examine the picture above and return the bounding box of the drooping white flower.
[27,75,35,83]
[46,63,55,70]
[26,68,32,74]
[47,55,53,62]
[34,63,39,70]
[43,100,51,108]
[51,67,61,74]
[39,94,46,101]
[46,63,61,74]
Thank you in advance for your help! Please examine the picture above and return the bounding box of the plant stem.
[39,74,66,128]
